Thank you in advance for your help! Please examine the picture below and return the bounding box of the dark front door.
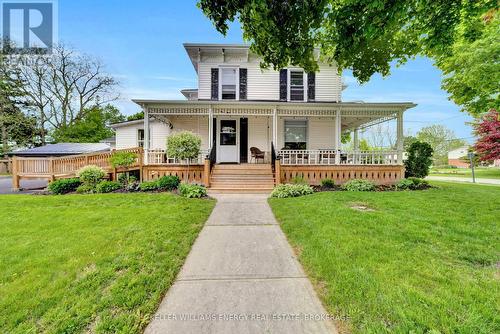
[240,118,248,163]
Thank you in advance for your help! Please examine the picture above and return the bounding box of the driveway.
[145,194,336,334]
[426,175,500,186]
[0,176,48,194]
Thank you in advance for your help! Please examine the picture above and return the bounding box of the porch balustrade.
[279,150,399,165]
[145,149,209,165]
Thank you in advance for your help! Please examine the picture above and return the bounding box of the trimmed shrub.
[405,141,433,178]
[320,178,335,188]
[341,179,376,192]
[48,178,81,195]
[118,173,137,185]
[179,183,207,198]
[77,165,106,187]
[396,177,430,190]
[290,175,308,184]
[139,181,160,192]
[126,182,141,192]
[271,184,314,198]
[76,184,96,194]
[157,175,180,190]
[96,180,122,193]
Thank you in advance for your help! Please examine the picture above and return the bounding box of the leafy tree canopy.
[416,124,467,166]
[51,105,124,143]
[199,1,498,116]
[127,111,144,121]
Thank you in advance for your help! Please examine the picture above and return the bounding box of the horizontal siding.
[315,64,342,102]
[276,117,336,150]
[115,124,141,149]
[308,118,336,149]
[169,116,210,150]
[197,61,341,101]
[248,116,271,157]
[151,122,171,149]
[247,66,279,100]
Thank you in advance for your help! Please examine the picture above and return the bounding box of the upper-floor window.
[221,68,237,100]
[290,70,305,101]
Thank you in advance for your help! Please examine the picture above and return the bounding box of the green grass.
[0,193,215,333]
[269,183,500,333]
[430,167,500,179]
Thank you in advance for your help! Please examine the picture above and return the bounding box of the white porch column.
[397,111,404,164]
[353,128,359,150]
[208,106,213,150]
[353,128,359,164]
[272,107,278,148]
[334,109,341,164]
[143,105,150,165]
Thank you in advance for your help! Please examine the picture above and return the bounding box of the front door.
[217,118,239,163]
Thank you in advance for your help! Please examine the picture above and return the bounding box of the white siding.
[115,123,142,149]
[316,64,342,102]
[169,116,210,150]
[197,58,341,101]
[308,118,336,149]
[276,117,336,150]
[247,67,279,100]
[150,122,171,149]
[248,116,271,156]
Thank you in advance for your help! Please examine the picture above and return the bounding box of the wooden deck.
[11,147,405,190]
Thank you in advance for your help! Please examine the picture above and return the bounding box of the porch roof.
[132,100,416,131]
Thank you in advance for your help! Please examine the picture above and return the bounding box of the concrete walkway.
[426,175,500,185]
[145,194,336,334]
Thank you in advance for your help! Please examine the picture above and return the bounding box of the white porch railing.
[278,150,400,165]
[145,149,209,165]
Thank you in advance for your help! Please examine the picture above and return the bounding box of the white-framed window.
[284,120,308,149]
[219,67,238,100]
[289,70,306,101]
[137,129,145,147]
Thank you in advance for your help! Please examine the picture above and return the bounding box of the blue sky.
[57,0,474,141]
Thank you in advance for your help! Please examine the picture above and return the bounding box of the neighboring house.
[11,143,111,157]
[109,43,416,189]
[448,146,470,168]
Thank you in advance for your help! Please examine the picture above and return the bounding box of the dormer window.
[289,70,305,101]
[220,68,237,100]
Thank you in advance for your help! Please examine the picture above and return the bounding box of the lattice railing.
[145,149,208,165]
[279,150,400,165]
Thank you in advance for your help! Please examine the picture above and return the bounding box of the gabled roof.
[184,43,251,73]
[11,143,111,157]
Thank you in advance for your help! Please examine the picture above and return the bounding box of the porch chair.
[250,147,266,163]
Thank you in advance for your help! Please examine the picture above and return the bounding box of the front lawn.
[269,183,499,333]
[0,193,215,333]
[430,167,500,179]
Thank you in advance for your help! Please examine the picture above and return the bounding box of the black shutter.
[239,68,247,100]
[211,68,219,100]
[279,69,287,101]
[307,72,315,101]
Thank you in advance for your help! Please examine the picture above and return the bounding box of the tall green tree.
[0,41,38,156]
[51,105,124,143]
[198,1,498,115]
[416,125,466,166]
[438,10,499,116]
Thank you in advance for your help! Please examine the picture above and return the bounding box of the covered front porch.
[137,100,414,186]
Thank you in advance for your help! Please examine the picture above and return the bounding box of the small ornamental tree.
[166,131,202,181]
[109,151,137,186]
[404,141,433,178]
[473,109,500,163]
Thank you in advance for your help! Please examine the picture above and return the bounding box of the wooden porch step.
[208,188,273,194]
[209,163,275,193]
[213,164,271,170]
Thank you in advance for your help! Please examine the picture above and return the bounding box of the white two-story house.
[111,43,415,189]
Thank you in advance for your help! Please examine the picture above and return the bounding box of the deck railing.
[145,149,209,165]
[279,150,399,165]
[14,147,144,177]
